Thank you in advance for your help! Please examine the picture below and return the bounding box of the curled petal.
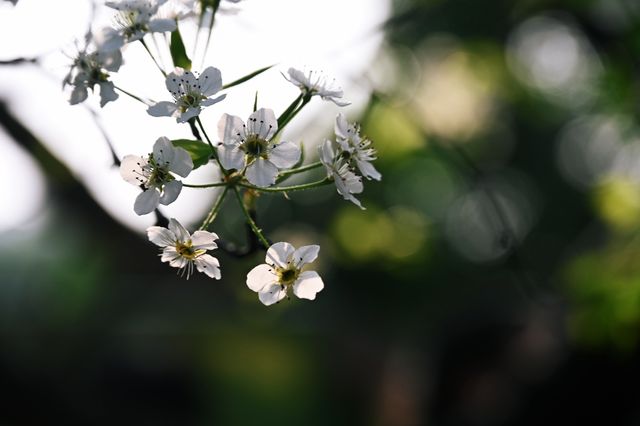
[168,218,190,242]
[334,113,350,140]
[147,226,176,247]
[191,230,218,250]
[195,254,221,279]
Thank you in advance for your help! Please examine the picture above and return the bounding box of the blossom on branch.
[147,67,226,122]
[284,67,350,106]
[319,140,365,209]
[120,136,193,215]
[334,113,381,181]
[147,218,221,279]
[246,242,324,306]
[63,46,122,107]
[217,108,301,187]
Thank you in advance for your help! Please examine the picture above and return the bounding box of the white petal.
[293,271,324,300]
[195,254,221,279]
[286,67,307,88]
[98,81,119,107]
[198,66,223,96]
[178,107,200,123]
[319,140,336,167]
[247,108,277,140]
[134,189,161,215]
[292,245,320,268]
[169,147,194,177]
[160,180,182,205]
[245,158,278,187]
[217,113,245,143]
[95,28,124,51]
[217,144,245,170]
[201,94,226,106]
[269,142,301,169]
[148,101,178,118]
[258,284,287,306]
[99,49,123,72]
[148,18,177,33]
[153,136,174,164]
[334,113,349,139]
[165,70,183,94]
[265,242,295,268]
[147,226,176,247]
[69,84,88,105]
[191,230,218,250]
[356,159,381,181]
[161,246,180,263]
[119,155,146,185]
[246,263,277,292]
[168,218,191,242]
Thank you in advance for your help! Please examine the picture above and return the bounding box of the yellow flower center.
[176,241,205,260]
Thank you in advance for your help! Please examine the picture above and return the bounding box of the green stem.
[200,186,228,230]
[140,39,166,77]
[195,116,227,174]
[233,187,270,249]
[278,161,322,178]
[114,85,149,105]
[273,96,310,139]
[239,178,330,193]
[183,182,227,188]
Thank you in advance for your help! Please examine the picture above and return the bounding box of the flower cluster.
[64,0,380,307]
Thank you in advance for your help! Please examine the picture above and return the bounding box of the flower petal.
[198,66,223,96]
[147,225,176,247]
[265,242,295,268]
[201,93,226,106]
[217,113,245,143]
[356,159,381,181]
[148,101,178,118]
[195,254,221,279]
[245,158,278,187]
[269,142,301,169]
[120,155,146,185]
[246,263,277,292]
[69,84,88,105]
[292,244,320,268]
[191,230,218,250]
[160,180,182,205]
[178,106,200,123]
[134,188,161,215]
[160,246,181,263]
[148,18,177,33]
[217,144,245,170]
[98,81,119,107]
[293,270,324,300]
[258,284,287,306]
[247,108,277,140]
[168,218,190,242]
[169,147,194,177]
[153,136,174,165]
[334,113,350,140]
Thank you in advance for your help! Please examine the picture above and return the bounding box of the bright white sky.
[0,0,390,233]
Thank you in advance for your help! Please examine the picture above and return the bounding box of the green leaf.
[222,64,275,90]
[171,139,212,169]
[170,27,192,70]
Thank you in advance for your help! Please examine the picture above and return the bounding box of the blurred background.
[2,0,640,424]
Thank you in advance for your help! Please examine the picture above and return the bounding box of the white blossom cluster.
[64,0,381,306]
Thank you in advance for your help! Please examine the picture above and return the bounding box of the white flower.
[120,136,193,215]
[319,140,365,209]
[148,67,226,122]
[217,108,301,187]
[147,218,221,279]
[284,67,350,107]
[100,0,177,51]
[157,0,197,20]
[246,242,324,306]
[63,47,122,107]
[334,113,381,181]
